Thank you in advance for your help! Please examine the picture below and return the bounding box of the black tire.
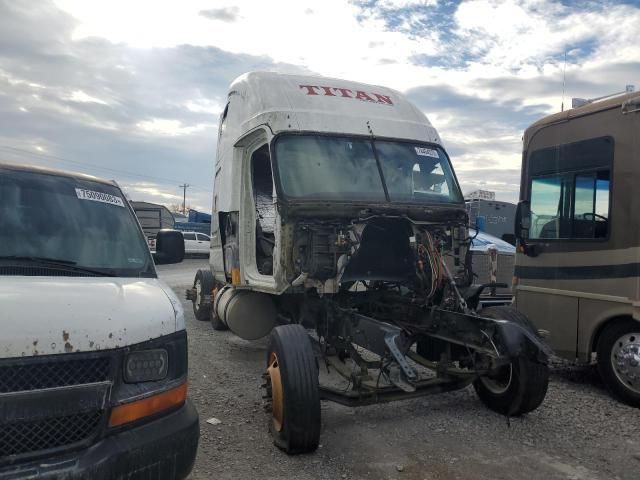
[192,270,213,321]
[265,325,320,454]
[473,306,549,416]
[596,319,640,407]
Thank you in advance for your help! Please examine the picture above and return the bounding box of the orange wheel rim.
[267,352,284,432]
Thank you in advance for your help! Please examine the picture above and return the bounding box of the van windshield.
[0,168,154,277]
[274,135,463,204]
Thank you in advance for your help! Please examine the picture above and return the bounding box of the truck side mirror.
[155,229,185,264]
[515,201,539,257]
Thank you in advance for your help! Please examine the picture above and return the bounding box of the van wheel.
[597,319,640,407]
[192,270,213,321]
[264,325,320,454]
[473,306,549,415]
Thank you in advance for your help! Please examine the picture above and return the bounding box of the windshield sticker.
[75,188,125,207]
[415,147,439,158]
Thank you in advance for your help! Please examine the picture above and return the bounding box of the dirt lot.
[158,259,640,480]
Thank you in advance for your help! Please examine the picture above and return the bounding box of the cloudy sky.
[1,0,639,210]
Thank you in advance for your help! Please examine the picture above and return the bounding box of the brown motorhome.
[514,90,640,406]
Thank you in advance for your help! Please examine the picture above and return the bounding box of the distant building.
[466,189,495,201]
[173,212,188,223]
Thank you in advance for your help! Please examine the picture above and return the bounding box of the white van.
[0,164,198,479]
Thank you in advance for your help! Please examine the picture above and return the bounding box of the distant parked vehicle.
[183,231,210,255]
[469,229,515,307]
[131,201,176,253]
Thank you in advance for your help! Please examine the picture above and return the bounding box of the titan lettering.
[299,85,394,105]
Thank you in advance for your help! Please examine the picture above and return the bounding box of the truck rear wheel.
[192,270,213,321]
[473,306,549,416]
[596,319,640,407]
[264,325,320,454]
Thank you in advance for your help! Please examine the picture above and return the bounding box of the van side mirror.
[154,229,185,264]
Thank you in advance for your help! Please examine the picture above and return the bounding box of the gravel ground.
[159,260,640,480]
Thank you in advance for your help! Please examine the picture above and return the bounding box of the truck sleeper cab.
[0,164,197,479]
[514,91,640,406]
[189,72,551,454]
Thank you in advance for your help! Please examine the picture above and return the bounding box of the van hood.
[0,276,184,359]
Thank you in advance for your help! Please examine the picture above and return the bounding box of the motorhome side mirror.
[154,229,185,264]
[515,200,531,242]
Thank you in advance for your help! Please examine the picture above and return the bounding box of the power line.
[0,144,206,190]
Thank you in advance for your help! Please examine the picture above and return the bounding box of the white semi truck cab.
[188,72,551,454]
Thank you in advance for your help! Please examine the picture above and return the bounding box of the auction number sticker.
[415,147,439,158]
[75,188,125,207]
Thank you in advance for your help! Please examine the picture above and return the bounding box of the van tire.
[473,306,549,416]
[596,319,640,407]
[265,325,320,454]
[192,270,213,321]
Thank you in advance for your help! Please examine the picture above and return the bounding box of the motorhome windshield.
[0,168,154,277]
[274,135,463,204]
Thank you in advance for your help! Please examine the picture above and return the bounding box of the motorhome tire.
[192,270,213,321]
[596,319,640,406]
[265,324,320,454]
[473,306,549,415]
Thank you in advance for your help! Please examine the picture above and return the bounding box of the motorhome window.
[527,137,612,240]
[274,135,462,204]
[0,169,153,277]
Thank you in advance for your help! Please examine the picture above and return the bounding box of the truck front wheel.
[473,306,549,416]
[264,325,320,454]
[597,319,640,407]
[192,270,213,321]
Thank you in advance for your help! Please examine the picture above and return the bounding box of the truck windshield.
[274,135,463,204]
[0,168,154,277]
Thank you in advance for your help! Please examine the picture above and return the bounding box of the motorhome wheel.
[597,319,640,407]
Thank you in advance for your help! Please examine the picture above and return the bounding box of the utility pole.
[179,184,190,215]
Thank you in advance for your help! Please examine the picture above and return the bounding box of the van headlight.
[124,349,168,383]
[110,331,188,429]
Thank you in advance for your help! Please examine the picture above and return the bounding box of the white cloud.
[377,0,438,7]
[136,118,214,137]
[14,0,640,203]
[70,89,108,105]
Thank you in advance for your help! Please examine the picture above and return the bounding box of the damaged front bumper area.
[316,302,552,406]
[0,401,199,480]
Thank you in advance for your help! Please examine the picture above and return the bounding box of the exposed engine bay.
[248,214,549,406]
[289,216,471,299]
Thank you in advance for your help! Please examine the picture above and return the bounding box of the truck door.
[515,134,613,359]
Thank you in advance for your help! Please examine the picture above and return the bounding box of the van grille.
[0,357,111,393]
[0,354,113,462]
[0,411,103,457]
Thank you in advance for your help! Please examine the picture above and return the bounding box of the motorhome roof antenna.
[561,50,567,112]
